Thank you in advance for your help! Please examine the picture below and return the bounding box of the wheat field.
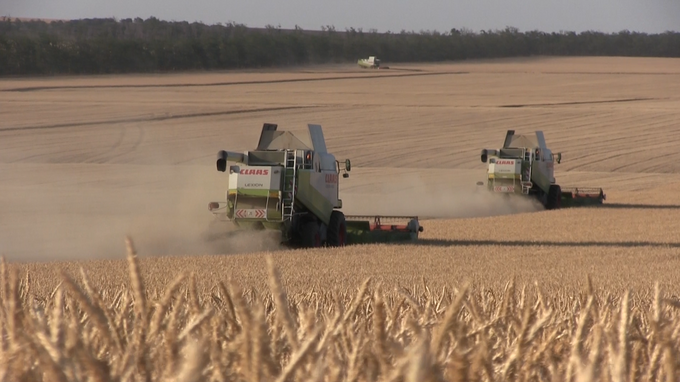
[2,56,680,380]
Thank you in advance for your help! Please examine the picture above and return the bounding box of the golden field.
[2,56,680,381]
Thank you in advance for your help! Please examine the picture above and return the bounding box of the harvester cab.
[209,123,423,248]
[478,130,605,209]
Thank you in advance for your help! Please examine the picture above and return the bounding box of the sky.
[2,0,679,34]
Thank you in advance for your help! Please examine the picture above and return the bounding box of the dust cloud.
[0,162,285,263]
[0,162,538,263]
[341,173,544,219]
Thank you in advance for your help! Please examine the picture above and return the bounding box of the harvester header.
[209,123,423,248]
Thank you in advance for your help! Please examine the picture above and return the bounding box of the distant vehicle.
[357,56,389,69]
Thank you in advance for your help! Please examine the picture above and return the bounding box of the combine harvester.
[357,56,389,69]
[477,130,606,209]
[208,123,422,248]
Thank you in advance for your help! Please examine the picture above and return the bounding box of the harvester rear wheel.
[327,211,347,247]
[301,221,321,248]
[546,184,562,210]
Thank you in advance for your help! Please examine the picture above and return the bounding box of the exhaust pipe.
[216,150,228,172]
[216,150,248,172]
[480,149,498,163]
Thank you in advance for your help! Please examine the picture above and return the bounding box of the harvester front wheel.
[327,211,347,247]
[300,221,322,248]
[546,184,562,210]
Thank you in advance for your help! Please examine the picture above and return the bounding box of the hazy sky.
[3,0,679,33]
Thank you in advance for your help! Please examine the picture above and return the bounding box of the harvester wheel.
[301,221,322,248]
[546,185,562,210]
[327,211,347,247]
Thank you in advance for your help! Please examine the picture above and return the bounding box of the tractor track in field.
[0,105,316,133]
[567,117,680,171]
[2,71,468,92]
[499,97,659,108]
[91,124,146,164]
[538,71,680,76]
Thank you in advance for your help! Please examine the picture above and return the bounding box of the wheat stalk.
[2,246,680,382]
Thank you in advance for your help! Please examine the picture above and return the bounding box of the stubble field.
[2,56,680,381]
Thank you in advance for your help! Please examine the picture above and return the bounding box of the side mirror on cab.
[345,159,351,171]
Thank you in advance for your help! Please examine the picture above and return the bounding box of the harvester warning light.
[305,151,312,162]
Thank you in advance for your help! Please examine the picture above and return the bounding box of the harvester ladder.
[522,149,532,194]
[282,149,297,220]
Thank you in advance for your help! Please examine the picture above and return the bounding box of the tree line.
[1,17,679,76]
